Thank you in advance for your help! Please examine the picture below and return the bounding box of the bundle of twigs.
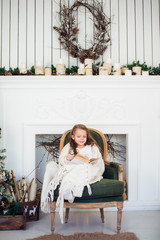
[53,0,111,63]
[105,134,126,162]
[36,135,61,161]
[37,134,126,163]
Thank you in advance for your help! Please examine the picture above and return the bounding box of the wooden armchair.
[49,128,125,233]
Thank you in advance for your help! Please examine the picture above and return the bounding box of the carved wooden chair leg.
[50,203,56,234]
[117,202,123,233]
[65,208,70,223]
[100,208,104,223]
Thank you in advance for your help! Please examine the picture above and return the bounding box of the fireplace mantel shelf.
[0,75,160,89]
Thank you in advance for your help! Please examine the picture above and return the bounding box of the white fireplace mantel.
[0,75,160,89]
[0,75,160,211]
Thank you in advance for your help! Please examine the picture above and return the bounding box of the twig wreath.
[53,0,111,63]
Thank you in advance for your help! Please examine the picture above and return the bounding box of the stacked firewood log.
[9,170,37,202]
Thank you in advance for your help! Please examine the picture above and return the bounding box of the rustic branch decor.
[36,135,61,161]
[53,0,111,63]
[36,134,126,164]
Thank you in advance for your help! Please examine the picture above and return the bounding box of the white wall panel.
[143,0,152,66]
[36,0,44,65]
[19,0,27,68]
[119,0,127,65]
[86,0,94,62]
[10,0,18,68]
[69,0,78,67]
[1,0,10,69]
[152,0,160,67]
[27,0,35,68]
[103,0,111,61]
[44,0,51,67]
[77,1,86,66]
[0,0,2,66]
[60,0,69,68]
[52,0,60,66]
[135,0,144,63]
[127,0,136,64]
[0,0,159,68]
[110,0,119,63]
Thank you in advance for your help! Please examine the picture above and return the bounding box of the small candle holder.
[45,67,52,76]
[99,66,108,75]
[113,63,121,75]
[121,67,129,75]
[78,64,85,75]
[103,58,112,75]
[56,59,66,75]
[35,66,44,75]
[125,69,132,76]
[20,64,27,74]
[142,70,149,76]
[56,64,66,75]
[85,68,93,75]
[132,66,141,75]
[35,61,44,75]
[84,58,93,68]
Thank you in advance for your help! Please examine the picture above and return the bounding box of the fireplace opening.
[35,134,127,194]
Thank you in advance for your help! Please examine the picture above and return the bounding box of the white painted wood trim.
[0,0,159,68]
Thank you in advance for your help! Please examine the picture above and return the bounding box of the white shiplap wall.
[0,0,159,69]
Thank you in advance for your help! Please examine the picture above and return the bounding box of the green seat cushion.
[74,195,124,203]
[81,179,124,199]
[54,179,124,202]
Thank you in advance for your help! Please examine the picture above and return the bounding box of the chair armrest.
[103,162,124,181]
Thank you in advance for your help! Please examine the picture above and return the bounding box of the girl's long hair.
[69,124,99,155]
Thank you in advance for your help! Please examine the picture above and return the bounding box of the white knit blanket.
[41,143,105,223]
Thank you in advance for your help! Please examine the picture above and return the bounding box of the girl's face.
[72,128,87,148]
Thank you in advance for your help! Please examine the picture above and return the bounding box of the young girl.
[41,124,105,223]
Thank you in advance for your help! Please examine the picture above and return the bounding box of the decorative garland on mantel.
[53,0,111,63]
[0,61,160,76]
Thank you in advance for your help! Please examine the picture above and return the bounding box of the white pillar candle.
[45,67,52,76]
[78,63,85,75]
[85,68,93,75]
[35,66,44,75]
[125,69,132,76]
[114,63,121,69]
[78,68,85,75]
[142,70,149,76]
[79,63,85,69]
[84,58,93,68]
[132,66,141,75]
[56,64,66,75]
[99,66,108,75]
[121,67,129,75]
[103,58,112,75]
[113,63,121,75]
[29,181,37,201]
[20,63,27,74]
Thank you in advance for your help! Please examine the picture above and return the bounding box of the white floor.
[0,210,160,240]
